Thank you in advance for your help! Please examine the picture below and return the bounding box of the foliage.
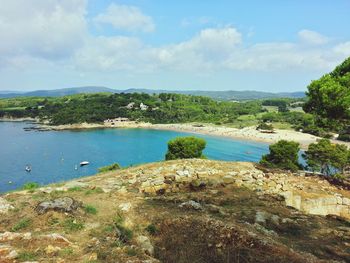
[84,187,104,195]
[145,224,159,235]
[11,218,32,231]
[98,163,121,173]
[260,140,301,171]
[62,218,84,232]
[165,136,206,160]
[0,92,264,125]
[113,213,133,243]
[22,182,40,191]
[303,57,350,129]
[256,122,274,131]
[17,251,37,261]
[303,139,349,175]
[84,205,98,215]
[278,104,289,112]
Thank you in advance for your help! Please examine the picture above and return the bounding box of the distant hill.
[0,86,305,100]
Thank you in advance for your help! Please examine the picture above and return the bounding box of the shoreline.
[3,118,348,149]
[40,121,321,149]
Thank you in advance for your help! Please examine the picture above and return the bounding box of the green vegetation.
[84,204,98,215]
[303,57,350,136]
[11,218,32,231]
[165,136,206,160]
[98,162,121,173]
[256,122,274,131]
[303,139,349,176]
[62,218,84,232]
[0,92,263,125]
[22,182,40,191]
[113,213,133,243]
[260,140,301,172]
[84,187,104,195]
[145,223,159,235]
[17,251,38,261]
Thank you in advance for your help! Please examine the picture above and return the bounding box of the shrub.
[84,205,98,215]
[98,163,121,173]
[256,122,274,131]
[113,213,133,243]
[260,140,301,172]
[11,218,32,231]
[145,224,159,235]
[22,182,40,191]
[62,218,84,232]
[165,136,206,160]
[17,251,37,261]
[303,139,349,175]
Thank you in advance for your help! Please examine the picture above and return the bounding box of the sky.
[0,0,350,92]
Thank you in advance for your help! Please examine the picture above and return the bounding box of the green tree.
[303,139,349,175]
[165,136,206,160]
[260,140,301,171]
[303,57,350,128]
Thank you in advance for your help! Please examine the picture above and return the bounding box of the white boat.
[25,165,32,172]
[80,161,89,166]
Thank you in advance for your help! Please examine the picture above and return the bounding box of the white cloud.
[0,1,348,81]
[93,3,155,33]
[333,42,350,56]
[0,0,87,66]
[74,36,147,71]
[298,29,329,45]
[70,26,349,74]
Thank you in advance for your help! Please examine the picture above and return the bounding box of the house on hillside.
[126,102,135,109]
[140,103,149,111]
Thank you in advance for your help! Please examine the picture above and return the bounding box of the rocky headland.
[1,159,350,262]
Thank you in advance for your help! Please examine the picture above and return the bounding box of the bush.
[260,140,301,172]
[22,182,40,191]
[11,218,32,232]
[256,122,274,131]
[84,205,98,215]
[98,163,121,173]
[62,218,84,232]
[165,136,206,160]
[145,224,159,235]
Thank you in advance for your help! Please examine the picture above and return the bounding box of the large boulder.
[35,197,80,214]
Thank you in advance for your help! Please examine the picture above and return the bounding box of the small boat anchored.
[79,161,90,167]
[25,164,32,172]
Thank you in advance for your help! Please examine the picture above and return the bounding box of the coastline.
[3,117,347,149]
[39,121,322,149]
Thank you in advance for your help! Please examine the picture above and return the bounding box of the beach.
[40,121,326,149]
[4,117,347,149]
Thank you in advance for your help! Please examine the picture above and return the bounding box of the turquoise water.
[0,121,269,192]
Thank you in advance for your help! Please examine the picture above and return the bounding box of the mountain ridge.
[0,86,305,100]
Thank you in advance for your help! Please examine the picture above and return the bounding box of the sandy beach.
[40,121,327,149]
[5,117,347,149]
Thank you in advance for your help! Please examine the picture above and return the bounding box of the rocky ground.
[0,159,350,262]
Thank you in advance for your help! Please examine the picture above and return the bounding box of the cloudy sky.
[0,0,350,92]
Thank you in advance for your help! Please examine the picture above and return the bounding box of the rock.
[179,200,202,211]
[45,245,61,255]
[119,203,132,212]
[0,232,31,241]
[189,179,206,190]
[343,197,350,206]
[42,233,71,245]
[222,175,235,184]
[255,211,270,225]
[136,235,154,256]
[64,181,88,189]
[0,245,18,260]
[0,197,14,214]
[35,197,81,214]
